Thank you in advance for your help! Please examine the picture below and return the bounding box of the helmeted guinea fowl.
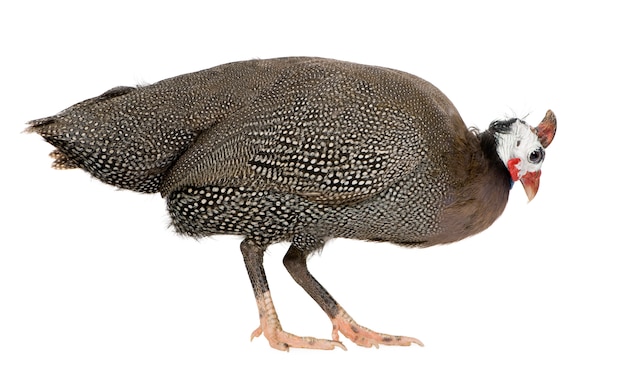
[27,57,557,351]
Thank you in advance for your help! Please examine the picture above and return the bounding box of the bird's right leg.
[240,239,345,351]
[283,242,423,348]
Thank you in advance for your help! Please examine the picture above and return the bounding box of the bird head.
[491,110,557,201]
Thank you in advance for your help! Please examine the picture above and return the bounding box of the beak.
[520,170,541,201]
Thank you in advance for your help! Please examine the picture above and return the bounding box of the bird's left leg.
[240,239,345,351]
[283,242,424,348]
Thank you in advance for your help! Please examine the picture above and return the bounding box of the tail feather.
[26,118,79,169]
[25,85,200,193]
[25,116,56,134]
[26,60,284,194]
[49,149,79,169]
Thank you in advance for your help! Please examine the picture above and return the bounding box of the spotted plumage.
[27,57,557,350]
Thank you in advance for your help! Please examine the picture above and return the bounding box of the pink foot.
[331,306,424,348]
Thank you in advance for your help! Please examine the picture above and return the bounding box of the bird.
[27,57,557,351]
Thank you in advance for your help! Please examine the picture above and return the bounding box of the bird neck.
[479,129,514,189]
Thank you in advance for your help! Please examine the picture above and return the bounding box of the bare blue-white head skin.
[491,110,556,200]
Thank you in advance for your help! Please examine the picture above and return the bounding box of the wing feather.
[161,58,462,204]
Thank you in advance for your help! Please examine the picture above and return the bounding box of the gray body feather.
[29,57,503,250]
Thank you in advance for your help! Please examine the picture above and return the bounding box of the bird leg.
[283,243,424,348]
[240,239,345,351]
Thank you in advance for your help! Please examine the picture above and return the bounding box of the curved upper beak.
[520,170,541,201]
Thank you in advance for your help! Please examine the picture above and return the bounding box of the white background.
[2,1,624,381]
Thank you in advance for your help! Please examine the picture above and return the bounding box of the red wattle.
[507,158,521,181]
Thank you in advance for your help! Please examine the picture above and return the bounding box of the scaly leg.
[283,243,423,348]
[240,239,345,351]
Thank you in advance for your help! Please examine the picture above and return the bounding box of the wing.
[161,58,465,204]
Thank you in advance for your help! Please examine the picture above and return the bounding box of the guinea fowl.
[27,57,557,351]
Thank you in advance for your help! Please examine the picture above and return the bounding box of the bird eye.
[528,148,545,164]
